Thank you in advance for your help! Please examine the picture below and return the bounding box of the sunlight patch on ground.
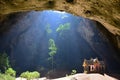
[16,73,118,80]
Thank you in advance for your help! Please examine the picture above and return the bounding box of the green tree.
[0,52,10,72]
[5,68,16,77]
[48,39,57,71]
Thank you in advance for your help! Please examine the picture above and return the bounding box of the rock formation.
[0,0,120,51]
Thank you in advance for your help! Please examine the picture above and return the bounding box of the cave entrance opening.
[0,10,120,78]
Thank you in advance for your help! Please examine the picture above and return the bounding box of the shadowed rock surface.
[0,0,120,51]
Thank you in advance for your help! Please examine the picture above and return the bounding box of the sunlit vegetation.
[0,52,16,80]
[0,73,15,80]
[71,69,77,75]
[66,69,77,77]
[5,68,16,77]
[46,24,52,34]
[20,71,40,80]
[48,39,57,71]
[56,23,71,36]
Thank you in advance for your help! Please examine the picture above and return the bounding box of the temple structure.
[83,58,105,73]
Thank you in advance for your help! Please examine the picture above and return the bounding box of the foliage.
[0,52,10,72]
[46,24,52,34]
[5,68,16,77]
[0,73,15,80]
[71,69,77,75]
[48,39,57,70]
[20,71,40,80]
[66,69,77,77]
[48,39,57,57]
[56,23,71,32]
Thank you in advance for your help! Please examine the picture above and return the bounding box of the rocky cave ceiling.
[0,0,120,50]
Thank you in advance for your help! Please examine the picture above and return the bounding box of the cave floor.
[16,73,118,80]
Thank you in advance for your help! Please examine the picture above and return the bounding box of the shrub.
[5,68,16,77]
[0,73,15,80]
[31,71,40,79]
[66,69,77,77]
[71,69,77,75]
[20,71,40,80]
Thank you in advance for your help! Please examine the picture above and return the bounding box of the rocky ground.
[16,73,118,80]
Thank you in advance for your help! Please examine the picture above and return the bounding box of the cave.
[0,0,120,80]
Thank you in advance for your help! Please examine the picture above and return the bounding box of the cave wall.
[0,11,120,75]
[96,22,120,61]
[0,0,120,50]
